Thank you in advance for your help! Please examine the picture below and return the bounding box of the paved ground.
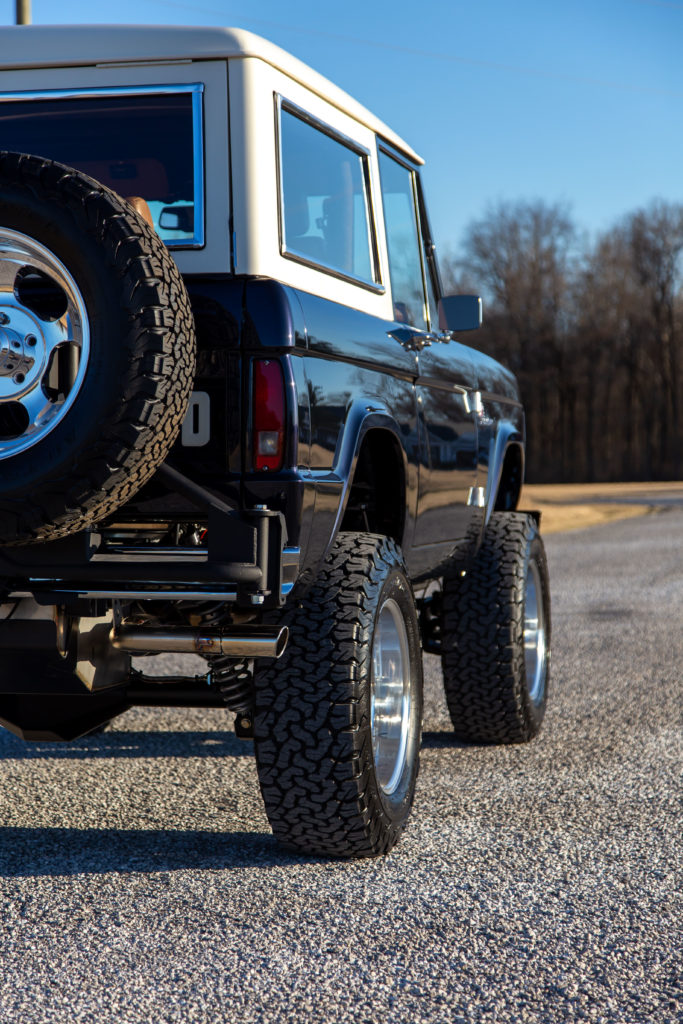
[1,510,681,1023]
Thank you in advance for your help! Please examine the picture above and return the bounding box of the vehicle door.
[378,148,478,552]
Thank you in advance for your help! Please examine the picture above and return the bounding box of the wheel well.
[341,430,405,543]
[493,444,524,511]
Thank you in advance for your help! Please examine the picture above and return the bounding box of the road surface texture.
[1,510,681,1023]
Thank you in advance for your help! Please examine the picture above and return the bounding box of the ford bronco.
[0,25,550,857]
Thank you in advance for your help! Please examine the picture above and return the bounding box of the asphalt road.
[1,510,682,1023]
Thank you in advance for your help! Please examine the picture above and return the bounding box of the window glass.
[378,151,428,330]
[0,90,200,245]
[279,107,376,283]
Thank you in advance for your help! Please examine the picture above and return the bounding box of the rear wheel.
[254,533,423,858]
[440,512,550,744]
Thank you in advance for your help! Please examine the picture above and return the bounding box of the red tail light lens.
[252,359,285,471]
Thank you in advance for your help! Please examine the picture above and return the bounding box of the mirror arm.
[423,330,452,345]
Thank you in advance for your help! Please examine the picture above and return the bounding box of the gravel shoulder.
[1,511,681,1023]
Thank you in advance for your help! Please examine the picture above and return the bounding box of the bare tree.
[444,200,577,479]
[442,198,683,483]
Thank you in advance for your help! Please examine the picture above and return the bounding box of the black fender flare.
[313,398,411,560]
[485,419,525,524]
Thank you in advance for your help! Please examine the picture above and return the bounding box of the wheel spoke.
[0,257,20,293]
[18,382,54,429]
[41,317,74,357]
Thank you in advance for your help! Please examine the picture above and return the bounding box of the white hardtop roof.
[0,24,422,165]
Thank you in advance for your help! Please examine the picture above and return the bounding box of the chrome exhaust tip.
[111,624,289,659]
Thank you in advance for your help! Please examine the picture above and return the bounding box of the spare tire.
[0,152,195,545]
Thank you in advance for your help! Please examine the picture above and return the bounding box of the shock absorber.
[207,656,255,739]
[208,656,253,713]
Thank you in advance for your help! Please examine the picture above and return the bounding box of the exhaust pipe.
[111,624,288,659]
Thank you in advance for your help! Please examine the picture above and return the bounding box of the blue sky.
[3,0,682,257]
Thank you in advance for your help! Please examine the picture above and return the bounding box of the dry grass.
[520,481,683,534]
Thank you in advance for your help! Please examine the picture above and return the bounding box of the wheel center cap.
[0,327,35,376]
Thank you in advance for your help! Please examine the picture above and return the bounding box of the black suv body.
[0,26,549,857]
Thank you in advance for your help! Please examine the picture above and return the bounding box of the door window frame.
[378,144,442,331]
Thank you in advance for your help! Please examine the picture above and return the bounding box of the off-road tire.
[441,512,550,744]
[254,533,423,858]
[0,152,195,544]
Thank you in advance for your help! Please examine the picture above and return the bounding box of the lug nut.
[25,335,36,347]
[0,313,9,325]
[13,373,25,384]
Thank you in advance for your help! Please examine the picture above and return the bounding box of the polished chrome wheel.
[371,597,413,796]
[0,228,89,458]
[524,558,547,706]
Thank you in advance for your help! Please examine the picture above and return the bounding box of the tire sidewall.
[519,527,551,730]
[365,564,423,826]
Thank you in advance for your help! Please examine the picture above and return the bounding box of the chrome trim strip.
[0,83,203,102]
[20,588,238,601]
[91,546,208,562]
[191,86,205,248]
[281,96,375,157]
[281,249,386,293]
[0,83,205,249]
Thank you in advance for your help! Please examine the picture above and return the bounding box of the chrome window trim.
[0,83,205,249]
[274,94,384,293]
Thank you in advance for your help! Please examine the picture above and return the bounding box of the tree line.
[442,199,683,483]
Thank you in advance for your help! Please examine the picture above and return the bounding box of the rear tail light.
[252,359,285,471]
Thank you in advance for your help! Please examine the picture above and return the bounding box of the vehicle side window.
[278,104,377,285]
[378,151,428,330]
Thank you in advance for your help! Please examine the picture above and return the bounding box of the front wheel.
[254,533,423,858]
[440,512,551,744]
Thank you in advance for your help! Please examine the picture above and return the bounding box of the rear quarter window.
[277,101,378,287]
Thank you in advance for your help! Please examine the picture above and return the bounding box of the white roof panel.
[0,25,422,164]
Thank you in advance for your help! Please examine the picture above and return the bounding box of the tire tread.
[254,532,421,858]
[441,512,550,744]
